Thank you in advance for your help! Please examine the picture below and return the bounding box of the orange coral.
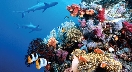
[47,37,57,48]
[85,9,94,15]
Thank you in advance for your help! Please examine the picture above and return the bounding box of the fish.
[100,62,107,68]
[16,22,42,33]
[62,28,65,32]
[27,53,38,64]
[36,58,51,69]
[94,48,104,54]
[78,56,87,62]
[13,2,58,18]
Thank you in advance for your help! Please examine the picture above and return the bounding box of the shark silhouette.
[13,2,58,18]
[16,22,42,33]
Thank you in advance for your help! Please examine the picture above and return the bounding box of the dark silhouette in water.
[13,2,58,18]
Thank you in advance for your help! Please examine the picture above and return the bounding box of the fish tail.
[15,23,20,29]
[12,11,25,18]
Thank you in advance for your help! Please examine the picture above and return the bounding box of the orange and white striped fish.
[36,58,51,69]
[27,53,38,64]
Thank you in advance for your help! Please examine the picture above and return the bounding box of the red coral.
[67,4,80,17]
[123,21,132,33]
[97,8,105,22]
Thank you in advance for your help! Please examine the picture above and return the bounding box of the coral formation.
[71,49,122,72]
[25,0,132,72]
[66,27,83,43]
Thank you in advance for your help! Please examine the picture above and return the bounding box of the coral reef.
[71,49,122,72]
[66,27,83,43]
[25,0,132,72]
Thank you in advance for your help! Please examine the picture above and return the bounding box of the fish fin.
[29,30,34,33]
[36,25,39,28]
[44,2,49,6]
[22,12,25,18]
[12,11,25,18]
[42,8,47,12]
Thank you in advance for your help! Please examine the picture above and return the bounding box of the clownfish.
[100,62,107,68]
[28,53,38,64]
[36,58,51,69]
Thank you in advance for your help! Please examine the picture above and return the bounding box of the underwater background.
[0,0,81,72]
[1,0,132,72]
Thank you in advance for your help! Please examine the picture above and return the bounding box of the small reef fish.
[36,58,51,69]
[78,56,88,62]
[28,53,38,64]
[100,62,107,68]
[94,48,104,54]
[62,28,65,32]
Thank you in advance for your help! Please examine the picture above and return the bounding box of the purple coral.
[78,19,87,28]
[93,26,105,40]
[56,49,68,61]
[116,6,126,14]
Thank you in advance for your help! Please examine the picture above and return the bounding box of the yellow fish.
[62,28,65,32]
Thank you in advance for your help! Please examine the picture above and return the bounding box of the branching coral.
[71,49,122,72]
[47,37,58,49]
[61,20,76,32]
[66,27,83,43]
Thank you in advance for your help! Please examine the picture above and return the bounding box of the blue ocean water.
[0,0,80,72]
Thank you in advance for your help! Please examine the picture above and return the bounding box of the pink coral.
[93,26,105,39]
[78,19,86,27]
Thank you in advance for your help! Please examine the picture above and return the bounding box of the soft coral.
[123,21,132,33]
[97,8,105,22]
